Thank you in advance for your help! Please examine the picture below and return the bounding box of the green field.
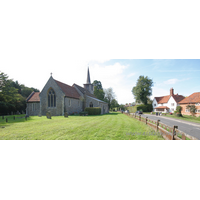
[0,113,163,140]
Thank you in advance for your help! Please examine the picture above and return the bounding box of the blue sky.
[1,59,200,104]
[88,59,200,104]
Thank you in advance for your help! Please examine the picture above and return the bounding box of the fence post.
[156,120,160,131]
[182,134,186,140]
[172,126,178,140]
[146,117,148,125]
[139,115,141,121]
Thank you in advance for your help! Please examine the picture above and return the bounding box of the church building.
[26,68,109,116]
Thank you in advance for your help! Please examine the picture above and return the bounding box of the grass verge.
[0,113,163,140]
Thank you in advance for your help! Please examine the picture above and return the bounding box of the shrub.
[176,106,182,114]
[85,107,101,115]
[176,113,183,117]
[79,111,88,116]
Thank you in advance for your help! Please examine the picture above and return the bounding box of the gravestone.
[64,112,68,118]
[46,112,51,119]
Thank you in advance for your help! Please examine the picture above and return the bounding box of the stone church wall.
[40,77,65,116]
[26,102,40,116]
[85,96,109,114]
[64,97,83,114]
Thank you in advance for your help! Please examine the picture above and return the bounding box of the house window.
[171,103,174,106]
[197,110,200,113]
[48,89,56,107]
[185,109,189,112]
[69,99,71,107]
[195,103,200,106]
[154,104,156,107]
[161,104,163,106]
[171,108,174,111]
[89,102,93,107]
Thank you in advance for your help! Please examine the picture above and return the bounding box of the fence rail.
[123,112,198,140]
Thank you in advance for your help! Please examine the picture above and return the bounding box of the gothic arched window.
[89,102,93,107]
[48,89,56,107]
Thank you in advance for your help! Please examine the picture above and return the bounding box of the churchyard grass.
[0,113,163,140]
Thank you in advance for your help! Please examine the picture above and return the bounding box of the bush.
[46,111,51,119]
[176,113,183,117]
[85,107,101,115]
[127,104,153,113]
[79,111,88,116]
[176,106,182,114]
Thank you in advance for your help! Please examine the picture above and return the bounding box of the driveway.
[133,113,200,140]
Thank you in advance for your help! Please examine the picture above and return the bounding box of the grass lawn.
[0,113,163,140]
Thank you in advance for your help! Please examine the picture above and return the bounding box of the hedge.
[85,107,101,115]
[126,104,153,113]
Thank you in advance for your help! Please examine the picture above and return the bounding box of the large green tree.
[0,71,39,115]
[93,80,105,101]
[104,87,116,109]
[110,99,119,110]
[132,76,153,105]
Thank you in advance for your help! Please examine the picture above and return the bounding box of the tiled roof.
[172,95,185,103]
[73,84,97,99]
[155,106,169,109]
[179,92,200,104]
[155,94,185,104]
[27,92,40,102]
[155,95,170,104]
[55,80,80,99]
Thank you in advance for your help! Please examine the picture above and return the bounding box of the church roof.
[27,92,40,102]
[86,67,91,84]
[55,80,80,99]
[73,83,97,99]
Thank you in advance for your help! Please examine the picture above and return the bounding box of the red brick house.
[179,92,200,117]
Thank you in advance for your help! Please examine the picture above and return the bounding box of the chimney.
[170,88,174,96]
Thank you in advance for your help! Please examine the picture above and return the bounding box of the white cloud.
[164,78,179,85]
[127,73,136,78]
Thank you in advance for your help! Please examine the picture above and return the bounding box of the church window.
[78,100,80,107]
[90,102,93,107]
[48,89,56,107]
[69,99,71,107]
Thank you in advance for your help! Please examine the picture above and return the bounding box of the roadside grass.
[143,112,200,124]
[0,113,163,140]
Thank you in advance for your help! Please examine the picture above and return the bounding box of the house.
[152,88,185,113]
[178,92,200,117]
[26,68,109,116]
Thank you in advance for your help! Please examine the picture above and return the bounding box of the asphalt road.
[135,114,200,140]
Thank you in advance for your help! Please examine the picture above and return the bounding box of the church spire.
[86,67,91,84]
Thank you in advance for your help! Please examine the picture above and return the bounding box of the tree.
[104,87,116,109]
[93,80,105,101]
[176,106,182,114]
[186,105,197,116]
[110,99,119,110]
[132,76,153,105]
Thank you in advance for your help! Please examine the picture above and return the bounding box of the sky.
[1,59,200,104]
[0,1,199,105]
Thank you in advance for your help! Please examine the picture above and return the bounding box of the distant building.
[179,92,200,117]
[152,88,185,113]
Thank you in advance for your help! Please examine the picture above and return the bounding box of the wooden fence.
[123,113,198,140]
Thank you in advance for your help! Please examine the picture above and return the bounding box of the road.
[134,114,200,140]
